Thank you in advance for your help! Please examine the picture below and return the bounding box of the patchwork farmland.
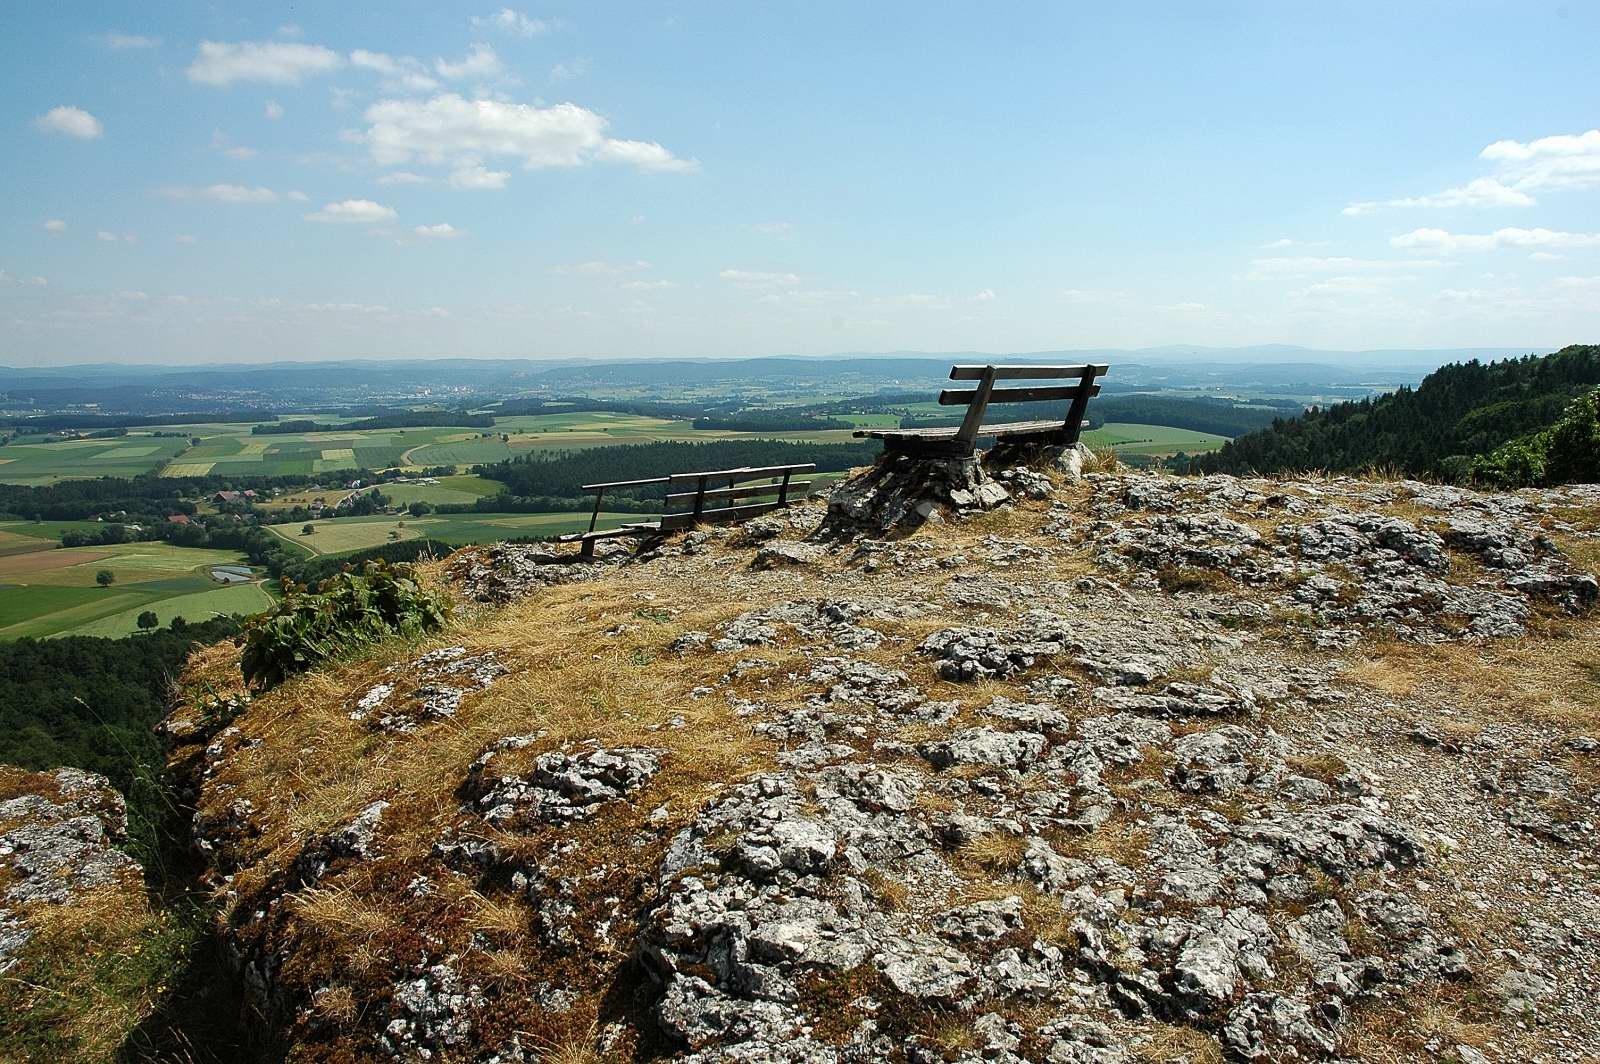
[0,524,274,639]
[0,411,1230,487]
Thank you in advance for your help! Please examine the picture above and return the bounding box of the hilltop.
[1198,344,1600,483]
[5,455,1600,1063]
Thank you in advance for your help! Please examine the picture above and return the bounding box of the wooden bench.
[557,462,816,558]
[854,363,1108,457]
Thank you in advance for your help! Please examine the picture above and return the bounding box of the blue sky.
[3,2,1599,364]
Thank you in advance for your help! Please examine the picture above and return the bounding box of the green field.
[0,410,1232,487]
[0,536,273,639]
[379,474,506,507]
[1079,422,1230,456]
[270,511,655,556]
[0,435,189,485]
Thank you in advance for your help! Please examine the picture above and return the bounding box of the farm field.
[378,474,506,507]
[1078,422,1229,456]
[0,538,271,639]
[0,411,1232,487]
[269,511,655,556]
[0,435,190,485]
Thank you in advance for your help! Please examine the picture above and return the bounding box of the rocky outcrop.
[0,767,142,969]
[156,468,1600,1062]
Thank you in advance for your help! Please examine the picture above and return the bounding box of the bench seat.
[854,419,1071,442]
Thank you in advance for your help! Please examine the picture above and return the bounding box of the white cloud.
[0,271,49,287]
[1555,275,1600,289]
[749,221,794,236]
[972,288,996,302]
[1529,251,1565,262]
[223,145,258,160]
[1478,129,1600,194]
[1342,177,1534,216]
[35,106,103,139]
[720,269,800,289]
[350,49,440,93]
[377,171,432,185]
[187,40,343,86]
[287,190,309,202]
[43,219,66,234]
[304,199,397,224]
[175,234,198,244]
[1390,227,1600,253]
[559,260,651,276]
[435,44,504,81]
[593,138,699,173]
[1161,301,1209,312]
[550,57,589,82]
[97,231,120,242]
[101,33,160,49]
[264,100,284,120]
[161,184,279,203]
[1248,255,1442,276]
[358,93,697,180]
[448,163,510,189]
[471,8,552,36]
[413,223,461,238]
[621,279,676,290]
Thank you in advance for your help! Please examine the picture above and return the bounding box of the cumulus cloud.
[1480,129,1600,192]
[101,33,160,49]
[720,269,800,289]
[1248,255,1442,277]
[304,199,397,224]
[43,219,66,234]
[357,93,697,181]
[264,100,284,120]
[558,260,651,276]
[434,44,504,81]
[160,184,279,203]
[471,8,552,36]
[350,49,439,93]
[187,40,343,86]
[35,106,103,139]
[448,163,510,189]
[1343,177,1533,216]
[413,223,461,238]
[1390,227,1600,253]
[550,57,589,82]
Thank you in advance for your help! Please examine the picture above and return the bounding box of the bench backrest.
[579,462,815,534]
[939,363,1107,451]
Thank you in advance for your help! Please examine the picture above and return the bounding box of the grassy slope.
[269,511,654,556]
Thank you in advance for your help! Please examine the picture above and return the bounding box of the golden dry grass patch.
[1341,628,1600,731]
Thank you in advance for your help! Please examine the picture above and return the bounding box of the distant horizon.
[0,342,1561,373]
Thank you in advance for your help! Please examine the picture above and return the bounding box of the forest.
[1195,345,1600,480]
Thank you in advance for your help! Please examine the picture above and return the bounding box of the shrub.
[1543,386,1600,486]
[240,561,450,690]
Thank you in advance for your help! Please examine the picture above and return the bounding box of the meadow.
[0,411,1231,487]
[267,511,654,556]
[0,525,272,639]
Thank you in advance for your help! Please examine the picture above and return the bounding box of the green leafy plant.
[240,560,450,690]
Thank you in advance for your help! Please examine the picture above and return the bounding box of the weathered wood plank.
[937,383,1101,406]
[948,363,1108,381]
[665,481,812,506]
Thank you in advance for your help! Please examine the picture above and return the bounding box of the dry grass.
[0,884,180,1062]
[1342,629,1600,732]
[289,886,395,942]
[1135,1022,1225,1063]
[960,831,1028,873]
